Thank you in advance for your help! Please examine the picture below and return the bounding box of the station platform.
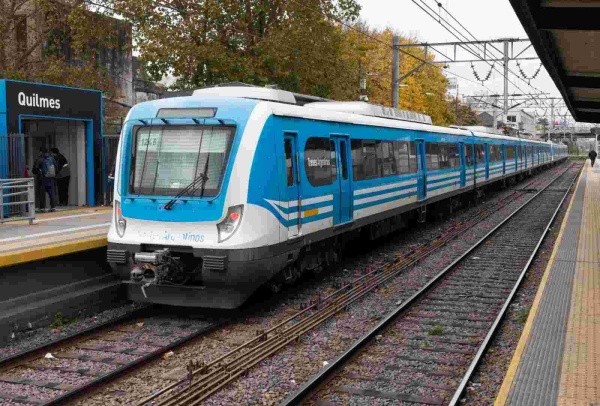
[0,207,111,268]
[495,160,600,406]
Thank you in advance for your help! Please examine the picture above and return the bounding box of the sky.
[355,0,572,122]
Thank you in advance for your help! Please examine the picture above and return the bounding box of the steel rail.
[139,161,570,406]
[45,321,223,406]
[0,305,223,406]
[0,306,150,370]
[279,163,578,406]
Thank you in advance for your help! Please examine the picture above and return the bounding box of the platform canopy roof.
[509,0,600,123]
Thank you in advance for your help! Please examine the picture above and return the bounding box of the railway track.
[279,163,582,405]
[0,163,570,406]
[135,162,575,406]
[0,308,221,405]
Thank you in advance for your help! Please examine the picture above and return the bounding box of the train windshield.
[129,124,235,197]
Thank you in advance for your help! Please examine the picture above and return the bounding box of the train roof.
[270,101,549,144]
[130,88,556,146]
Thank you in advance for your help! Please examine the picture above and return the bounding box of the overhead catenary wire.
[421,0,556,112]
[285,0,496,93]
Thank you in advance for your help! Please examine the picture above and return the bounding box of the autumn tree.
[342,25,453,125]
[106,0,361,99]
[0,0,129,118]
[447,97,482,126]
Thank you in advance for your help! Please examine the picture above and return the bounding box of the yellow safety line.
[0,236,108,267]
[494,162,586,406]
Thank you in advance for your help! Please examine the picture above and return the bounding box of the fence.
[0,178,35,224]
[0,133,33,223]
[1,133,26,179]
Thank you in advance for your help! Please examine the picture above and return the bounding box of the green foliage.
[516,307,530,324]
[0,0,127,120]
[428,325,445,336]
[50,312,74,328]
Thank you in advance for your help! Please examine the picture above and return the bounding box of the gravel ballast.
[69,165,572,406]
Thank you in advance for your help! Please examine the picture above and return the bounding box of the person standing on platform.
[589,149,597,167]
[32,147,57,212]
[51,148,70,206]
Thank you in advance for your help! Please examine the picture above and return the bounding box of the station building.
[0,79,104,207]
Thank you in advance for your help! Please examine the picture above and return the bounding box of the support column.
[392,36,400,108]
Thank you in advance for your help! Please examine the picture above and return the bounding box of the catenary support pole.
[503,40,509,122]
[392,36,400,108]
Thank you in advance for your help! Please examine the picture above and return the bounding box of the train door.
[459,141,466,187]
[331,135,353,225]
[415,140,427,200]
[502,145,506,175]
[284,133,300,238]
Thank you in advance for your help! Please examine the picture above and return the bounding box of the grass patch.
[516,307,531,324]
[428,325,445,336]
[50,312,75,328]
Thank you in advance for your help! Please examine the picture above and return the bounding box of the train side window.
[284,138,294,186]
[409,141,417,172]
[378,141,397,177]
[465,144,474,166]
[440,143,460,168]
[304,137,334,187]
[505,146,515,159]
[395,141,411,174]
[474,144,485,163]
[363,141,379,179]
[330,140,337,180]
[489,145,502,162]
[426,143,440,170]
[351,139,364,180]
[340,140,348,180]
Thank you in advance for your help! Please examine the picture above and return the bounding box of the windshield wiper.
[163,173,209,210]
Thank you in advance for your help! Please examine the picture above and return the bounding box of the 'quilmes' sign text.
[17,92,61,110]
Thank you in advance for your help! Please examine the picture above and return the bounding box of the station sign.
[5,81,102,129]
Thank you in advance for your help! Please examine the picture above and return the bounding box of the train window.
[330,140,337,181]
[426,143,440,170]
[395,141,413,174]
[284,139,294,186]
[505,146,515,159]
[409,141,417,171]
[363,141,379,179]
[130,125,234,197]
[340,140,348,180]
[351,139,364,180]
[465,144,474,166]
[438,143,460,169]
[378,141,397,176]
[304,137,334,187]
[489,145,502,162]
[474,144,485,163]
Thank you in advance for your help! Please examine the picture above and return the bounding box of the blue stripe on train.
[354,190,417,211]
[354,182,417,201]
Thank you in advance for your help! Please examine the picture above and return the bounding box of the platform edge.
[494,163,584,406]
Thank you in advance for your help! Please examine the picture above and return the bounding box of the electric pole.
[503,40,509,123]
[392,36,400,108]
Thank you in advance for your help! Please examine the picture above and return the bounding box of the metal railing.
[0,178,35,224]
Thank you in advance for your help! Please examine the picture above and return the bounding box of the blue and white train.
[107,86,568,308]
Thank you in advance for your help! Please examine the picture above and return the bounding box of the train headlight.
[217,205,244,243]
[115,199,127,238]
